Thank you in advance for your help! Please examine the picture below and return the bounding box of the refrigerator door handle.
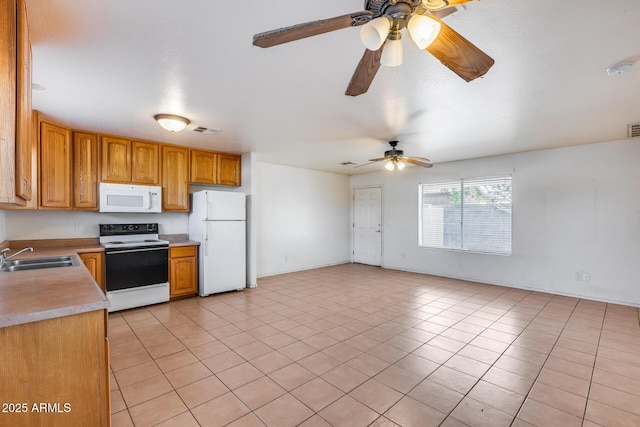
[204,222,209,257]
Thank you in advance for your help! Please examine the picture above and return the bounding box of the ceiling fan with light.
[356,140,433,170]
[253,0,495,96]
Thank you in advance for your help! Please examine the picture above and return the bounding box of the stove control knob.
[147,224,155,231]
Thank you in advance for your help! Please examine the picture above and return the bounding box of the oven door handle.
[106,247,168,255]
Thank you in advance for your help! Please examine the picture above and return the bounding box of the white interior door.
[353,187,382,266]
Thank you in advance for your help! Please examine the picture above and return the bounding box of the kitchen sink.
[0,256,80,272]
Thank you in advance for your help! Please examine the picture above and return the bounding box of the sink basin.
[0,255,80,272]
[6,256,75,266]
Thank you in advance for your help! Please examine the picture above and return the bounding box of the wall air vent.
[628,122,640,138]
[192,126,222,135]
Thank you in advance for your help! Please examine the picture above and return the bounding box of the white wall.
[0,210,6,242]
[351,139,640,306]
[4,210,189,239]
[256,162,350,277]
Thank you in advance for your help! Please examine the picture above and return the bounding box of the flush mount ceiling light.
[154,114,190,132]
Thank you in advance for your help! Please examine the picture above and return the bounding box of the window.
[419,176,512,255]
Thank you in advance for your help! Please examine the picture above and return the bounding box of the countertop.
[0,236,199,328]
[0,245,109,328]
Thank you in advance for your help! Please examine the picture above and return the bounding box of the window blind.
[420,176,512,255]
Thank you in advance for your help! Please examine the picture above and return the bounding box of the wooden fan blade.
[405,158,434,168]
[407,156,431,162]
[367,157,387,162]
[253,11,373,48]
[426,18,494,82]
[345,46,383,96]
[353,162,376,169]
[447,0,474,6]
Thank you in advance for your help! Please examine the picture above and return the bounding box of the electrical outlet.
[575,271,591,282]
[73,222,81,231]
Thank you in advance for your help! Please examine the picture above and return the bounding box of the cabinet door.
[73,132,99,209]
[79,251,104,292]
[101,136,131,183]
[0,0,18,205]
[161,145,189,211]
[39,121,72,209]
[217,153,241,186]
[132,140,160,185]
[170,257,197,298]
[15,0,32,201]
[190,149,217,184]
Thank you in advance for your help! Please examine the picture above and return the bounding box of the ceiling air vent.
[192,126,221,135]
[340,161,359,166]
[628,122,640,138]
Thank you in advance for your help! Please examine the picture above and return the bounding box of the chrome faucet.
[0,247,34,268]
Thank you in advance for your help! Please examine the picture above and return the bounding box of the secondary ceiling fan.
[253,0,495,96]
[356,140,433,170]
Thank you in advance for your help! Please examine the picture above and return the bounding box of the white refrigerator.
[189,190,246,296]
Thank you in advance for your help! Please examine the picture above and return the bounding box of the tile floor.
[108,263,640,426]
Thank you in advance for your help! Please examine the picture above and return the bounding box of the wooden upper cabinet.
[162,145,189,212]
[131,140,160,185]
[73,132,99,209]
[190,149,241,186]
[0,0,33,206]
[39,120,72,209]
[100,136,131,183]
[190,149,217,184]
[15,0,32,202]
[217,153,241,186]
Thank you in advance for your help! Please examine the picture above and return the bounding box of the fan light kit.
[356,140,433,171]
[606,61,634,76]
[154,114,190,133]
[253,0,495,96]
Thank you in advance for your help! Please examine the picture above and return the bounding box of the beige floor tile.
[517,398,583,427]
[114,360,163,389]
[154,411,200,427]
[253,393,314,427]
[349,378,403,413]
[120,374,173,407]
[291,377,344,412]
[111,409,134,427]
[319,395,380,427]
[450,396,514,427]
[105,264,640,427]
[529,382,587,417]
[234,376,287,410]
[269,363,316,391]
[298,351,342,375]
[584,399,640,426]
[128,392,188,427]
[176,375,229,409]
[385,396,447,427]
[408,379,464,413]
[191,392,251,427]
[164,361,212,389]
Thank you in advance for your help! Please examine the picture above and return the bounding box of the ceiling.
[26,0,640,175]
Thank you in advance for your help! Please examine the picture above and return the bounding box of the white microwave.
[99,183,162,213]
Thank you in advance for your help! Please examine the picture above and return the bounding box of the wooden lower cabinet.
[0,310,110,426]
[169,245,197,298]
[79,251,104,292]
